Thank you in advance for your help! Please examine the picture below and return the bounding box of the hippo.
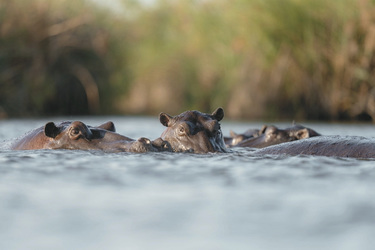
[227,124,320,148]
[224,126,266,146]
[9,121,171,153]
[255,135,375,158]
[159,107,227,153]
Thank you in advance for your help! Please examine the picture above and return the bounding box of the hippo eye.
[69,128,81,138]
[179,126,185,135]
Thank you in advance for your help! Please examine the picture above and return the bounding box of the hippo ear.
[212,107,224,121]
[159,112,173,127]
[97,121,116,132]
[259,125,267,135]
[230,130,238,138]
[44,122,60,138]
[295,128,310,139]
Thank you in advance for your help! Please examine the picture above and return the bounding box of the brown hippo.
[224,126,266,146]
[9,121,171,153]
[227,124,320,148]
[159,108,227,153]
[255,135,375,158]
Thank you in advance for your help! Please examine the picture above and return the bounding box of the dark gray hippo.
[9,121,171,153]
[159,108,227,153]
[255,135,375,158]
[227,124,320,148]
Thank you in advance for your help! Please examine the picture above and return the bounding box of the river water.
[1,117,375,250]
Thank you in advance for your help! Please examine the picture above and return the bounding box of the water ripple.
[1,119,375,250]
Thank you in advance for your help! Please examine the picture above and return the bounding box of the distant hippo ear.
[97,121,116,132]
[229,130,238,138]
[159,112,173,127]
[295,128,309,139]
[259,125,267,135]
[44,122,60,138]
[212,107,224,121]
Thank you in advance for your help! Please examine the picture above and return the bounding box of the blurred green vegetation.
[1,0,375,121]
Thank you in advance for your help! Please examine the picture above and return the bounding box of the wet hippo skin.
[224,127,264,146]
[255,135,375,158]
[159,107,227,153]
[227,124,320,148]
[10,121,171,153]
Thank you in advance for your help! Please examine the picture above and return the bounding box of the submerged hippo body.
[10,121,170,153]
[159,108,227,153]
[255,135,375,158]
[228,124,320,148]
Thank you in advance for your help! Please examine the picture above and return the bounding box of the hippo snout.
[161,141,172,151]
[138,137,151,145]
[151,137,172,152]
[127,137,153,153]
[127,137,172,153]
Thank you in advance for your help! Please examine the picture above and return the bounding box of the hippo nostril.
[138,137,151,144]
[162,141,171,150]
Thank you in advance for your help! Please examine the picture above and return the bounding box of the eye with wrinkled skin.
[178,126,185,136]
[69,127,82,140]
[178,123,192,137]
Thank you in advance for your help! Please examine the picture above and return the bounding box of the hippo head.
[159,108,227,153]
[262,126,292,145]
[253,125,320,147]
[42,121,170,152]
[226,126,264,146]
[236,124,320,148]
[285,124,321,139]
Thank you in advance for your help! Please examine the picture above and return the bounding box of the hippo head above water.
[11,121,171,153]
[159,108,227,153]
[235,124,321,148]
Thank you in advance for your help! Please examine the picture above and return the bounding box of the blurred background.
[1,0,375,121]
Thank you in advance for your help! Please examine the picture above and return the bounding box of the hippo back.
[255,135,375,158]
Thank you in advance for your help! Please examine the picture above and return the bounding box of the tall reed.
[120,0,375,120]
[0,0,130,116]
[1,0,375,121]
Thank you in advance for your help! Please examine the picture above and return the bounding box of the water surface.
[1,117,375,250]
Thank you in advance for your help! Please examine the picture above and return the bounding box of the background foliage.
[1,0,375,121]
